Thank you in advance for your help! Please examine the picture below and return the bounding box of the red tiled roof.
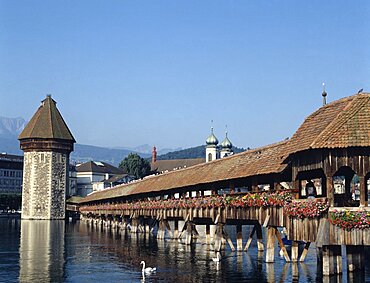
[81,140,289,203]
[151,158,205,172]
[286,93,370,155]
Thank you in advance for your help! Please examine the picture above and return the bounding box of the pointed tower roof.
[18,95,75,142]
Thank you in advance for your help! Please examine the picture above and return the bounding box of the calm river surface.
[0,218,369,282]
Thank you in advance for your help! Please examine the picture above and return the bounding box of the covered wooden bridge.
[79,93,370,276]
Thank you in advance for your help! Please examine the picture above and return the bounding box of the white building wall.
[206,147,217,162]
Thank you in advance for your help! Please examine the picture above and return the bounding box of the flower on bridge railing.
[283,199,329,219]
[329,209,370,231]
[79,191,292,212]
[241,191,291,207]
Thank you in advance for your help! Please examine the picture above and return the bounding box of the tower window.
[208,153,212,162]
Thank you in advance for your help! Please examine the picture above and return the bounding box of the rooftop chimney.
[152,146,157,163]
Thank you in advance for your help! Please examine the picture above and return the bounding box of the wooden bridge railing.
[80,191,331,229]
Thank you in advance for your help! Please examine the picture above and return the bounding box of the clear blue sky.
[1,1,369,150]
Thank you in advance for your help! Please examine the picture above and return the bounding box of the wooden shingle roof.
[286,93,370,156]
[18,95,75,142]
[151,158,205,172]
[81,140,289,203]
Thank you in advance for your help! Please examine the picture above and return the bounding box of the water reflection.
[0,219,369,282]
[19,220,65,282]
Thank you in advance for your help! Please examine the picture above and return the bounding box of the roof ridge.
[48,98,56,139]
[27,105,42,138]
[312,95,369,147]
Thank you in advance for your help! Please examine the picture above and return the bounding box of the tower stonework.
[19,95,75,220]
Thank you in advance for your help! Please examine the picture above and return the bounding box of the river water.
[0,218,369,282]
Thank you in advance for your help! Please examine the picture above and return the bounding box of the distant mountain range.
[0,116,245,165]
[0,116,27,155]
[156,145,246,160]
[116,144,182,156]
[0,116,26,139]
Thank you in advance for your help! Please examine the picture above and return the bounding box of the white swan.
[140,261,156,274]
[212,252,221,262]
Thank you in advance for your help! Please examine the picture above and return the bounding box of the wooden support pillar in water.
[173,220,179,239]
[205,224,211,244]
[214,223,223,252]
[185,221,193,245]
[131,218,138,233]
[274,228,290,262]
[299,242,311,262]
[121,218,128,231]
[322,245,342,276]
[145,219,150,235]
[346,245,364,272]
[244,225,256,252]
[265,227,275,263]
[256,223,264,252]
[165,220,173,238]
[157,220,167,240]
[322,246,334,276]
[236,224,243,251]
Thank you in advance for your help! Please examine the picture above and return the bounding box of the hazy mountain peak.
[0,116,26,138]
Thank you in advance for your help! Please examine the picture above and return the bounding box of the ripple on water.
[0,219,370,282]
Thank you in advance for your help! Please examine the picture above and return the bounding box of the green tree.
[119,153,151,179]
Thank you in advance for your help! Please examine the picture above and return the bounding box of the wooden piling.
[131,218,138,233]
[299,242,310,262]
[165,220,173,238]
[185,221,193,245]
[236,224,243,251]
[173,220,179,239]
[256,223,264,252]
[322,246,333,276]
[265,227,275,263]
[275,228,290,262]
[206,224,211,244]
[244,225,256,252]
[214,224,223,252]
[346,245,364,272]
